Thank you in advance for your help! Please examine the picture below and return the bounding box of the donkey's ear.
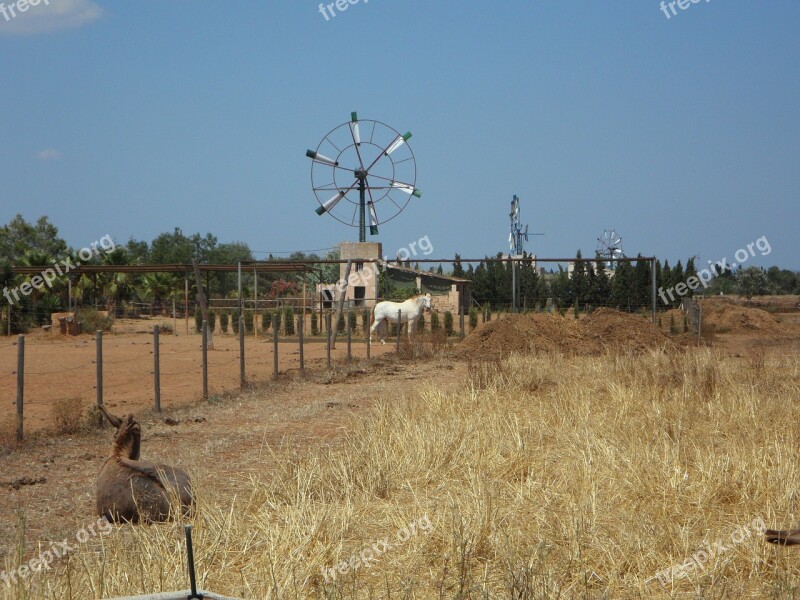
[98,405,123,428]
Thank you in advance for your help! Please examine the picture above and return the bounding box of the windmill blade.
[368,200,379,235]
[306,150,338,167]
[350,112,361,145]
[349,112,366,171]
[384,131,412,156]
[316,191,346,215]
[390,181,422,197]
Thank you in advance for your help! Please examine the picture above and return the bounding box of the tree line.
[451,252,800,311]
[0,215,337,332]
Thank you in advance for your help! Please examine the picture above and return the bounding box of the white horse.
[370,293,432,344]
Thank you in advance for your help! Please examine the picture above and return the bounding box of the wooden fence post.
[16,334,24,441]
[202,320,208,400]
[96,330,104,425]
[366,317,371,360]
[273,313,279,377]
[326,313,332,370]
[239,314,246,388]
[298,314,304,372]
[153,325,161,412]
[346,314,352,361]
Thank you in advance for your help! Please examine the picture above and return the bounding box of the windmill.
[306,112,421,242]
[508,195,543,312]
[596,229,624,270]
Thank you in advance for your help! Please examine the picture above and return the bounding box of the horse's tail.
[370,311,375,325]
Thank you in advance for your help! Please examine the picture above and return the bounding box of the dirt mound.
[460,309,672,358]
[582,308,674,353]
[701,299,789,335]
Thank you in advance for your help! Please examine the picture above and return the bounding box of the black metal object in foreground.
[185,525,201,599]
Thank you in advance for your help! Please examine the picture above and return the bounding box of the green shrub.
[311,311,319,336]
[485,303,492,322]
[244,310,254,333]
[444,311,454,336]
[431,311,440,331]
[220,311,229,333]
[338,313,345,333]
[78,309,113,333]
[208,310,216,333]
[469,307,478,330]
[231,311,240,334]
[194,307,202,332]
[669,314,677,335]
[284,306,295,335]
[417,312,425,332]
[347,310,356,334]
[274,308,282,335]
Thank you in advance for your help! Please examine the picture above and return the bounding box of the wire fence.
[1,309,481,441]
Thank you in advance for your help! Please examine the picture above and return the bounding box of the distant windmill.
[508,195,543,312]
[596,229,624,270]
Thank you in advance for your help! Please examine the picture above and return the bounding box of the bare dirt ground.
[1,298,798,578]
[0,317,396,434]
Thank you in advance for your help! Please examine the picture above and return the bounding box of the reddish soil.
[458,308,674,358]
[0,318,395,435]
[700,298,800,336]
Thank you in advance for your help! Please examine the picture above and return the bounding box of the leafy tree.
[570,250,589,308]
[452,254,465,278]
[549,267,571,309]
[139,273,175,315]
[685,257,698,297]
[633,256,652,308]
[589,257,612,307]
[737,266,770,299]
[0,214,67,263]
[610,260,634,309]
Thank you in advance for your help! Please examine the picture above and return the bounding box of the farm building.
[382,263,471,314]
[315,241,471,313]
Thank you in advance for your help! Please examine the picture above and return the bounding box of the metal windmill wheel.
[596,229,625,269]
[306,112,421,241]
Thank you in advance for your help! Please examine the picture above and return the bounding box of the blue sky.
[1,0,798,270]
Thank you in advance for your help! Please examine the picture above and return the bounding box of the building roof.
[382,261,471,284]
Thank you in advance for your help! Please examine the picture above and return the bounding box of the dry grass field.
[2,300,800,599]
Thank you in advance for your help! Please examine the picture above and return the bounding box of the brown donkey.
[765,528,800,546]
[96,406,193,523]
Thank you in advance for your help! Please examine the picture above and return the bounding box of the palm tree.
[98,248,137,315]
[139,273,176,315]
